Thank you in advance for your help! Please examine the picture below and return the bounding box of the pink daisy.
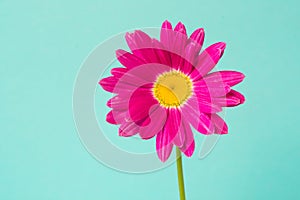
[99,20,245,162]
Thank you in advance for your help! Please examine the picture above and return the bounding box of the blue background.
[1,0,299,199]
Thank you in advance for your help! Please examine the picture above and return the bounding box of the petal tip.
[106,111,117,124]
[241,73,246,80]
[162,20,172,29]
[98,78,106,88]
[216,42,226,49]
[183,140,195,157]
[190,28,205,44]
[115,49,125,57]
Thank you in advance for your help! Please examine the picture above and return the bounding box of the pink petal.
[178,29,204,74]
[194,76,231,97]
[178,43,197,74]
[106,77,143,95]
[173,22,187,53]
[194,75,231,113]
[152,39,172,66]
[156,130,174,162]
[226,90,245,106]
[139,106,167,139]
[160,21,188,65]
[211,114,228,134]
[99,76,118,92]
[179,29,205,73]
[189,28,205,53]
[155,108,182,161]
[115,63,171,96]
[125,31,159,63]
[108,63,171,96]
[106,110,117,124]
[165,109,182,140]
[160,20,173,50]
[160,21,193,73]
[125,30,152,51]
[194,94,223,113]
[213,90,245,107]
[116,49,145,69]
[107,95,127,111]
[203,71,245,87]
[128,84,158,126]
[174,22,187,35]
[220,71,245,86]
[179,120,195,157]
[196,113,215,135]
[119,121,139,137]
[182,139,195,157]
[211,96,240,107]
[170,22,188,70]
[204,42,226,64]
[111,67,128,78]
[191,42,226,79]
[181,101,215,134]
[106,110,127,125]
[173,118,185,148]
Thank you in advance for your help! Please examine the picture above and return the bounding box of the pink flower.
[99,20,245,162]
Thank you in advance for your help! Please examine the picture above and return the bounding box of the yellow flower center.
[153,70,193,108]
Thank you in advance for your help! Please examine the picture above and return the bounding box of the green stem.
[176,147,186,200]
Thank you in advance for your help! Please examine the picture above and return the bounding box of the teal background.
[1,0,299,199]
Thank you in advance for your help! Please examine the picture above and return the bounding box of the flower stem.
[176,147,186,200]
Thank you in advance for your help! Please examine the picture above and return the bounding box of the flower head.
[99,20,245,162]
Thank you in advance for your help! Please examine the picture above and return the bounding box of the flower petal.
[111,67,128,78]
[170,22,188,70]
[180,28,205,73]
[173,118,185,148]
[116,63,171,95]
[196,113,215,135]
[155,108,181,161]
[110,63,171,96]
[203,71,245,87]
[116,49,145,69]
[152,39,172,66]
[213,90,245,107]
[119,121,139,137]
[99,76,118,92]
[191,42,226,79]
[165,109,182,140]
[104,77,143,95]
[173,22,187,53]
[194,94,223,113]
[106,110,127,125]
[181,101,215,134]
[182,139,195,157]
[228,90,245,105]
[179,120,195,157]
[156,130,174,162]
[178,43,197,74]
[128,84,158,126]
[194,76,231,98]
[189,28,205,53]
[211,114,228,134]
[139,106,167,139]
[125,30,152,51]
[125,30,160,63]
[160,20,173,50]
[107,95,128,111]
[106,110,117,124]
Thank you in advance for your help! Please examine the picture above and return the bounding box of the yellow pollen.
[153,70,193,108]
